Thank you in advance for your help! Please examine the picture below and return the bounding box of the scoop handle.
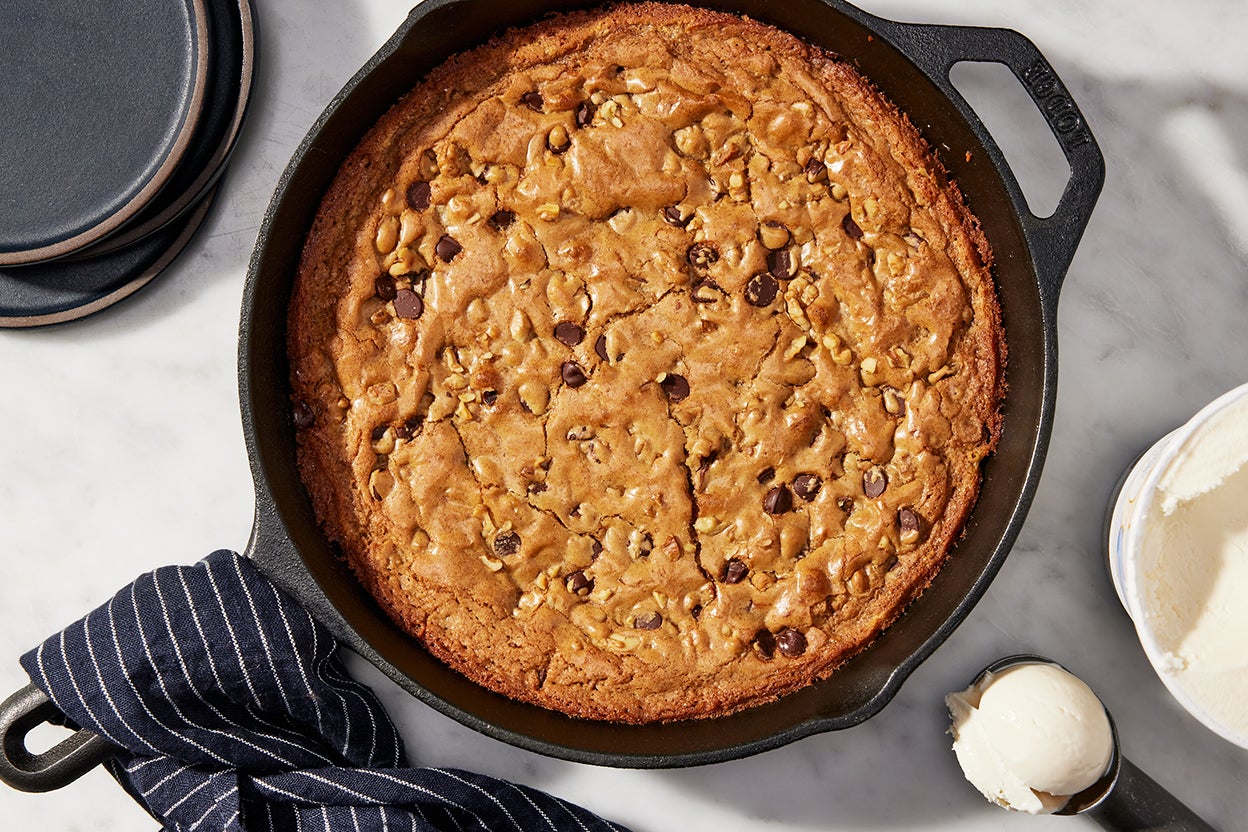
[1088,755,1217,832]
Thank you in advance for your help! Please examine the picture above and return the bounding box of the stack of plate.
[0,0,256,327]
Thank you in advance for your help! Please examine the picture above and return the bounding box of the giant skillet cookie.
[288,2,1005,723]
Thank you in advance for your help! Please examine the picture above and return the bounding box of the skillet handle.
[0,683,116,792]
[867,19,1105,312]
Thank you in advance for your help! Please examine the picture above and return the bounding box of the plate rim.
[0,0,214,266]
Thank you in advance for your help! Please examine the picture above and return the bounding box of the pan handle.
[0,683,116,792]
[865,17,1105,313]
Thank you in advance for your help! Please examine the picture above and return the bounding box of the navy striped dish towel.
[20,550,629,832]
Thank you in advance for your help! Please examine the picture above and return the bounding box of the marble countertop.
[2,0,1246,828]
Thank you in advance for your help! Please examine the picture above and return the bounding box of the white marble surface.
[2,0,1247,828]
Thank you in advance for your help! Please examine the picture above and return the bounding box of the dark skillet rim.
[240,0,1101,767]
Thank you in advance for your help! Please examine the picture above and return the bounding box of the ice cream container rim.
[1114,381,1248,750]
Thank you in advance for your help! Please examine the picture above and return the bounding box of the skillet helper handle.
[1087,755,1217,832]
[869,19,1105,310]
[0,683,116,792]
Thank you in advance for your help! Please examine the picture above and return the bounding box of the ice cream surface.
[1138,391,1248,746]
[946,662,1114,814]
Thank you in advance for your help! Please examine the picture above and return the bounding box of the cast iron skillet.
[0,0,1103,789]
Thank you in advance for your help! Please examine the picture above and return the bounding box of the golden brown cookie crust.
[288,3,1004,723]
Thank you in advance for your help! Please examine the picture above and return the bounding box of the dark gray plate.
[0,188,216,328]
[71,0,256,258]
[0,0,211,265]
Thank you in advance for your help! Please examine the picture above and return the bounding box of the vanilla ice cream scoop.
[947,659,1114,814]
[947,657,1216,830]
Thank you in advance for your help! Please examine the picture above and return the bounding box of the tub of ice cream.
[1107,381,1248,749]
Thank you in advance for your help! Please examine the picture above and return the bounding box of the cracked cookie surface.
[288,3,1004,723]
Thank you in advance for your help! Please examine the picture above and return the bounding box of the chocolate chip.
[722,558,748,584]
[866,248,877,269]
[804,157,827,182]
[561,361,588,388]
[594,334,609,361]
[745,273,779,307]
[575,100,596,128]
[756,468,776,485]
[435,234,462,262]
[757,221,790,251]
[591,539,603,559]
[292,401,315,430]
[842,213,864,240]
[547,128,571,155]
[554,321,585,346]
[481,389,498,406]
[863,467,888,498]
[370,424,388,442]
[690,277,724,303]
[837,496,855,514]
[375,274,397,301]
[493,531,521,556]
[395,414,424,441]
[393,289,423,319]
[766,248,797,280]
[521,91,543,111]
[488,210,516,231]
[764,485,793,515]
[566,570,594,596]
[776,628,807,657]
[659,373,689,402]
[663,206,691,227]
[639,532,654,557]
[634,612,662,630]
[883,386,907,416]
[691,604,703,620]
[793,473,822,501]
[752,629,776,661]
[686,242,719,270]
[898,507,920,532]
[406,180,432,211]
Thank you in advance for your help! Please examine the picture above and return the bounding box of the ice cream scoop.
[947,657,1115,814]
[948,656,1216,829]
